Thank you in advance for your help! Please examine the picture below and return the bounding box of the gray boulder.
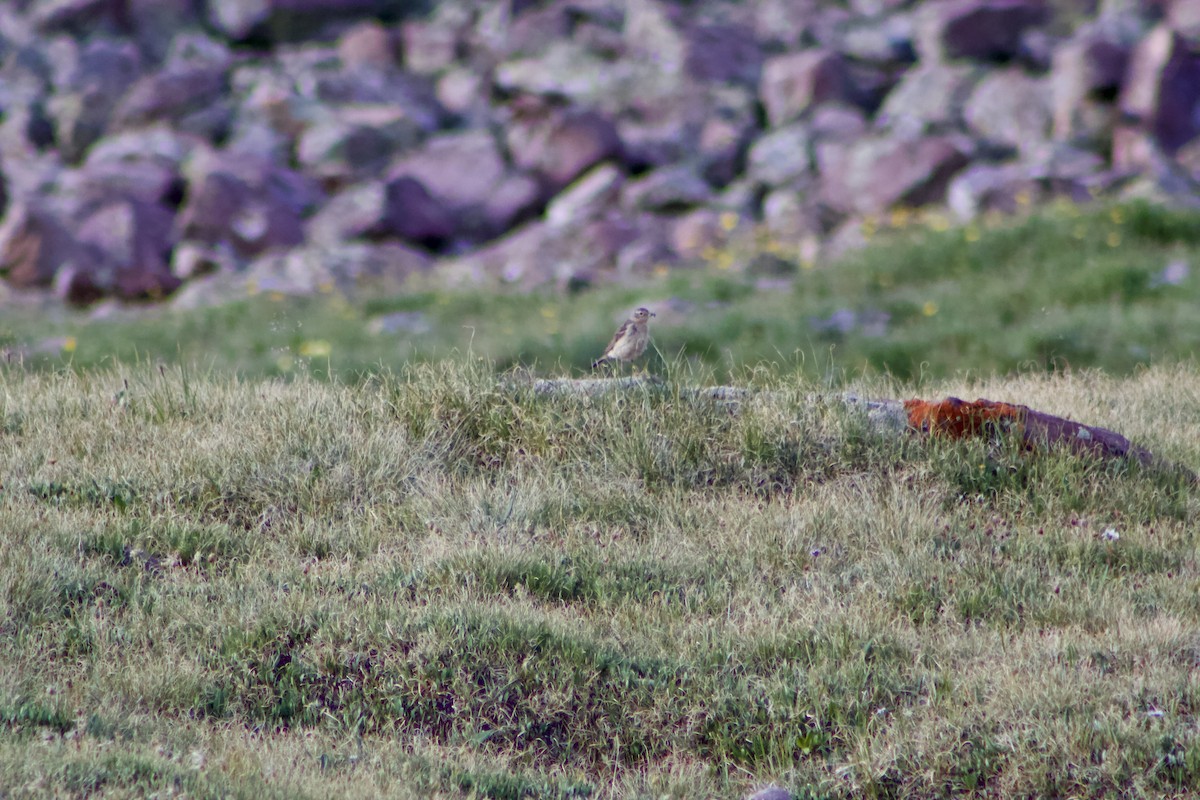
[963,68,1051,154]
[826,133,972,215]
[507,105,623,193]
[389,129,543,240]
[876,62,980,135]
[747,123,812,189]
[545,163,624,227]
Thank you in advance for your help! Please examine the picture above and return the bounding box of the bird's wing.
[602,320,637,357]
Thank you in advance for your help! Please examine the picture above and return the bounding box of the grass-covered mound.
[2,361,1198,798]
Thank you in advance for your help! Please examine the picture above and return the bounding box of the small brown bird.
[592,307,655,370]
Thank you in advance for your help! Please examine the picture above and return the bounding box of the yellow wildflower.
[298,340,332,358]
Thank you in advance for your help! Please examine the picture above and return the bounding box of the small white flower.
[1101,528,1120,542]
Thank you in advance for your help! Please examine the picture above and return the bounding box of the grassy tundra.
[2,361,1199,798]
[2,201,1200,798]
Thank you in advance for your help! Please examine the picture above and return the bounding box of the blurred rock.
[507,105,623,193]
[545,163,624,227]
[378,175,455,248]
[698,103,756,187]
[494,41,628,103]
[436,67,488,120]
[177,148,317,258]
[401,18,461,74]
[747,123,812,189]
[1051,24,1131,142]
[0,201,83,289]
[915,0,1049,63]
[45,37,141,162]
[171,241,239,280]
[206,0,396,44]
[306,181,388,245]
[685,21,762,85]
[0,0,1194,306]
[669,208,725,258]
[876,62,979,135]
[827,133,972,215]
[946,162,1040,219]
[621,164,712,213]
[963,68,1051,154]
[245,240,432,296]
[296,105,426,185]
[1120,23,1200,155]
[839,12,917,65]
[111,65,230,140]
[760,49,853,127]
[390,129,542,240]
[337,21,397,71]
[75,198,181,300]
[762,189,823,240]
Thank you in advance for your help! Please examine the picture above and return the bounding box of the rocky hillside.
[0,0,1198,308]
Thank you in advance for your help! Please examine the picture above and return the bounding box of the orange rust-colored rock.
[904,397,1156,466]
[904,397,1025,439]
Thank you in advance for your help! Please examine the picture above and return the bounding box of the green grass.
[2,199,1199,796]
[1,359,1199,797]
[2,200,1198,383]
